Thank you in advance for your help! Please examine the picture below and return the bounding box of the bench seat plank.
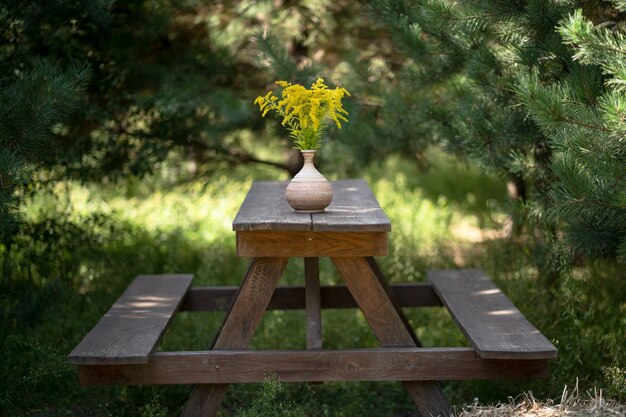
[428,269,557,360]
[68,274,193,365]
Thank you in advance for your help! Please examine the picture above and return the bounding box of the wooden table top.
[232,179,391,233]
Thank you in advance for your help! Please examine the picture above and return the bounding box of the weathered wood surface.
[232,181,311,231]
[367,257,422,347]
[366,258,453,417]
[305,258,322,350]
[333,258,418,347]
[68,274,193,365]
[78,348,549,385]
[181,257,287,417]
[232,179,391,233]
[179,283,442,312]
[429,269,558,360]
[333,257,452,417]
[236,231,387,257]
[312,179,391,232]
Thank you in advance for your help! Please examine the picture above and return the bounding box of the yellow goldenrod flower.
[253,78,350,150]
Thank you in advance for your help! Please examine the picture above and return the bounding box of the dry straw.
[458,381,625,417]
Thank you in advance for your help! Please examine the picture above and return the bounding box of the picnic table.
[68,179,557,417]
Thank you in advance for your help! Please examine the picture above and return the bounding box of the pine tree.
[0,60,90,240]
[0,0,286,238]
[371,0,626,279]
[517,8,626,262]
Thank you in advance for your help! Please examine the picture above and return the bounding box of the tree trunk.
[285,148,304,177]
[506,173,526,203]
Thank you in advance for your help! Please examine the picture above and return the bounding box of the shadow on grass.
[0,214,247,416]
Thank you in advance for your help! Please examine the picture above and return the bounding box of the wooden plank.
[305,258,322,350]
[332,257,452,417]
[68,274,193,365]
[77,348,550,385]
[237,231,388,257]
[429,269,558,360]
[180,287,235,311]
[366,258,454,416]
[378,283,442,308]
[232,181,312,232]
[232,180,391,233]
[181,257,287,417]
[179,284,442,312]
[367,257,422,347]
[212,258,287,347]
[312,179,391,232]
[333,257,418,347]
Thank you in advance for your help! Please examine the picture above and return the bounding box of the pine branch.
[256,33,317,84]
[0,59,90,239]
[559,10,626,91]
[225,147,294,173]
[610,0,626,12]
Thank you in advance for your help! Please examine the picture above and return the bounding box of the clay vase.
[285,150,333,213]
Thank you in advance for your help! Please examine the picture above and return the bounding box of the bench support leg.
[181,257,287,417]
[333,257,452,417]
[305,257,322,350]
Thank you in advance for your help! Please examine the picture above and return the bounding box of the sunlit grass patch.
[27,176,246,246]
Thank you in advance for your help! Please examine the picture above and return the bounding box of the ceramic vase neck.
[293,150,323,181]
[301,150,316,164]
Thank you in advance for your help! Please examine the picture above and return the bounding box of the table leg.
[181,257,287,417]
[305,257,322,350]
[366,257,421,346]
[367,257,452,415]
[332,257,452,417]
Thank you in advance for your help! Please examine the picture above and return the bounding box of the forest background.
[1,1,624,416]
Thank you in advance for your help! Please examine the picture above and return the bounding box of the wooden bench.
[68,274,193,365]
[68,271,557,416]
[68,180,557,417]
[69,269,557,368]
[429,269,557,360]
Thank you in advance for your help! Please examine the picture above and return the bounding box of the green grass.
[1,149,624,416]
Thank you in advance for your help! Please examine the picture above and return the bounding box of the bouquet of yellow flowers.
[254,78,350,150]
